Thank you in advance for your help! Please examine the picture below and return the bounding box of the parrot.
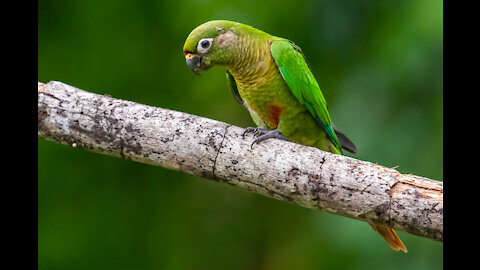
[183,20,407,253]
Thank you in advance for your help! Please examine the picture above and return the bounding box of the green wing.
[226,70,243,105]
[270,39,342,154]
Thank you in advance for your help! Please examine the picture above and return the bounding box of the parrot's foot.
[243,127,290,149]
[242,127,269,138]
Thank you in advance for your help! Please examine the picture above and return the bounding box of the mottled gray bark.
[38,81,443,242]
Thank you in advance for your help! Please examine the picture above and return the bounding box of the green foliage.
[39,0,442,269]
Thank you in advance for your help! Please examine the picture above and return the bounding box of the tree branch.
[38,81,443,242]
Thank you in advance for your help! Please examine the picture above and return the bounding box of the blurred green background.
[38,0,442,269]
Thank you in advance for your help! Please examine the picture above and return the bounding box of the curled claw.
[242,127,290,149]
[242,127,268,139]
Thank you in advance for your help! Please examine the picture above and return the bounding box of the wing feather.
[270,39,342,154]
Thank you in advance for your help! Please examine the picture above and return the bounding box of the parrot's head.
[183,20,247,75]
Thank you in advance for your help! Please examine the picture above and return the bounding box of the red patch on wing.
[270,106,282,128]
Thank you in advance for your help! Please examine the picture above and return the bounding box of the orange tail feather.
[370,224,408,253]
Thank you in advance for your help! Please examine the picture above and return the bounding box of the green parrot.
[183,20,407,252]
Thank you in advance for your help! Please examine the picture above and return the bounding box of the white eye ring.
[197,38,213,53]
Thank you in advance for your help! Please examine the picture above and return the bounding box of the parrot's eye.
[197,38,213,53]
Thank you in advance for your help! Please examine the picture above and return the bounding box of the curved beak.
[185,53,211,75]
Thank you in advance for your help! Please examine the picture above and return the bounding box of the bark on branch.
[38,81,443,242]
